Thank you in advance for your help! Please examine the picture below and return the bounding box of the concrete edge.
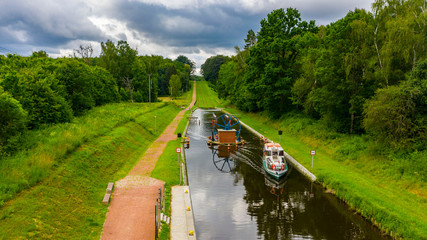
[222,109,317,182]
[171,186,197,240]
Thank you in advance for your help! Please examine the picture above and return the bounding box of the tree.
[55,59,96,115]
[31,50,48,58]
[99,40,119,78]
[175,55,195,74]
[99,40,139,102]
[243,8,317,117]
[0,87,27,146]
[244,29,256,50]
[363,59,427,148]
[90,66,120,105]
[201,55,230,84]
[169,74,182,99]
[372,0,427,86]
[74,44,94,65]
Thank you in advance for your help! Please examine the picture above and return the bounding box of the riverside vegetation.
[200,1,426,239]
[0,102,181,238]
[196,80,426,239]
[0,41,195,238]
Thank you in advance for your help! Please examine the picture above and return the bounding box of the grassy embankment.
[150,123,186,240]
[0,102,182,239]
[197,81,426,239]
[196,80,225,108]
[151,82,195,240]
[158,81,194,109]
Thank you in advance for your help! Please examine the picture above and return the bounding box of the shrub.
[0,87,27,147]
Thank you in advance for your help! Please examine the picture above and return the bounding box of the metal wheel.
[213,114,242,141]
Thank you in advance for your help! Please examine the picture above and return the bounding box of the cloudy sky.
[0,0,373,72]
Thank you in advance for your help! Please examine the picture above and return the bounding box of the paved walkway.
[171,186,197,240]
[101,82,196,240]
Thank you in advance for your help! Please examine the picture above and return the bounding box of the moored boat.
[262,142,288,179]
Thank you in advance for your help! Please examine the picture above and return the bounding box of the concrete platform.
[171,186,196,240]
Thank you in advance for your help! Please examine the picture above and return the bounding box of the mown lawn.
[0,102,182,239]
[197,80,427,239]
[195,81,224,108]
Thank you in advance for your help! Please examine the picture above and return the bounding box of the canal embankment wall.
[222,109,317,182]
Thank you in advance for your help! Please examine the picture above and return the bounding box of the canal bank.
[222,109,317,182]
[181,108,389,240]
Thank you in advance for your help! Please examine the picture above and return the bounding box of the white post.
[312,155,314,168]
[154,116,157,135]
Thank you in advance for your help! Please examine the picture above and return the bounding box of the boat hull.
[263,157,287,179]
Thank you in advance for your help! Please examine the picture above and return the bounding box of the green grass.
[158,81,194,108]
[0,102,182,239]
[151,139,182,215]
[196,81,224,108]
[197,80,427,239]
[151,105,190,240]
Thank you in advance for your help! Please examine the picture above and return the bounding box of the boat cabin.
[264,143,284,158]
[265,149,284,157]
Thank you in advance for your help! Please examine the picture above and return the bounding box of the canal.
[185,109,388,240]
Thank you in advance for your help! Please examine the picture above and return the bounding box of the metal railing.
[154,187,164,239]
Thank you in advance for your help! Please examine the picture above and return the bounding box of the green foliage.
[175,55,195,73]
[169,74,182,99]
[363,59,427,148]
[4,69,73,128]
[55,59,96,115]
[90,66,121,105]
[0,102,181,239]
[0,87,27,147]
[201,55,230,84]
[216,2,426,147]
[218,8,318,117]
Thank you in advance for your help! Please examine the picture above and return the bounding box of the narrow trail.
[101,82,197,240]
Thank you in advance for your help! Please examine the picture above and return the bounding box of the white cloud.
[1,26,29,42]
[1,0,374,73]
[161,16,214,33]
[129,0,199,10]
[127,0,372,15]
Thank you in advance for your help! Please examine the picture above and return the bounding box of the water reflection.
[211,145,239,173]
[185,109,388,240]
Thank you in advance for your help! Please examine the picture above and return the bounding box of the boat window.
[272,151,278,156]
[265,151,271,156]
[279,151,284,156]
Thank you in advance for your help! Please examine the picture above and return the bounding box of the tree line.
[203,0,426,150]
[0,41,194,154]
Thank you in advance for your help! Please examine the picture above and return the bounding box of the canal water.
[185,109,388,240]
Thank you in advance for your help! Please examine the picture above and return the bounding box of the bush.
[363,60,427,149]
[0,87,27,146]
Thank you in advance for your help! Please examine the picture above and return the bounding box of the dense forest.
[0,40,194,155]
[203,0,426,152]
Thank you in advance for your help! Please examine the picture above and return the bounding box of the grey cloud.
[0,0,373,60]
[0,0,103,47]
[112,1,263,48]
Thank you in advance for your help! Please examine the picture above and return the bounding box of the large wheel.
[211,147,237,173]
[213,114,242,141]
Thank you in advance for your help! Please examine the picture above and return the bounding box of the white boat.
[262,142,288,179]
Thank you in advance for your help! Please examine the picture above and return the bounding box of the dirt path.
[101,82,197,240]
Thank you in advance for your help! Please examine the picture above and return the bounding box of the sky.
[0,0,373,73]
